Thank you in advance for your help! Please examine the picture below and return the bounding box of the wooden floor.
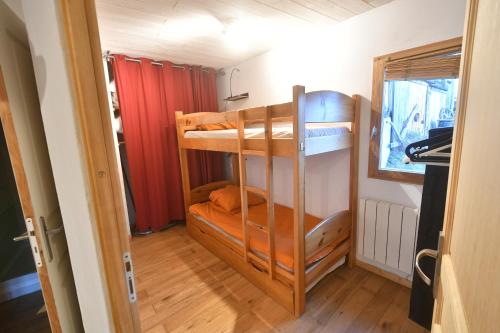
[132,225,427,333]
[0,291,51,333]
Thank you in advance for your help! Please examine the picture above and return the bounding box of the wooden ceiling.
[96,0,394,68]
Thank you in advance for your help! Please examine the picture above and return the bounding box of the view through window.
[379,78,459,174]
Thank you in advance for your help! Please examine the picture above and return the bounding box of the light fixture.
[224,68,249,101]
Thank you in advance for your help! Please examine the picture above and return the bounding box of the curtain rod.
[105,54,210,72]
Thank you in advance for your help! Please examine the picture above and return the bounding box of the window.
[368,38,462,184]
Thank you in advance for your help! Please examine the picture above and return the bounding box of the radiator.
[357,199,419,279]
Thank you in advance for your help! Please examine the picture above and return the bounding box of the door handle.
[415,248,438,286]
[13,231,29,242]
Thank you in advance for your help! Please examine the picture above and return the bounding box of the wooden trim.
[292,85,306,317]
[381,37,463,62]
[368,37,462,185]
[355,260,412,288]
[348,94,361,267]
[57,1,140,331]
[441,7,475,257]
[0,67,62,333]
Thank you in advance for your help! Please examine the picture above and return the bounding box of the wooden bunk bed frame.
[175,86,361,317]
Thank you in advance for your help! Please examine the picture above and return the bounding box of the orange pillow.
[196,121,236,131]
[209,185,265,213]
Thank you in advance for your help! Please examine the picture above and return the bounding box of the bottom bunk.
[185,185,352,315]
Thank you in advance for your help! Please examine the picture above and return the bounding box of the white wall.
[217,0,466,215]
[20,1,113,332]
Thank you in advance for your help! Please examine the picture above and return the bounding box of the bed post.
[231,154,240,185]
[348,95,361,267]
[175,111,191,217]
[292,85,306,316]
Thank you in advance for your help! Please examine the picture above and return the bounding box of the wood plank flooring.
[131,225,428,333]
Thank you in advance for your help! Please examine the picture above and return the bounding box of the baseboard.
[356,259,412,288]
[0,272,41,302]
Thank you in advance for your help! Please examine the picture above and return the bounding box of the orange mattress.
[189,201,331,271]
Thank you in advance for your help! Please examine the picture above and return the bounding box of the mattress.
[189,201,335,272]
[184,122,350,139]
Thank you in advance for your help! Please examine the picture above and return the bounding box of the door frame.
[56,0,141,332]
[0,67,62,333]
[432,0,479,329]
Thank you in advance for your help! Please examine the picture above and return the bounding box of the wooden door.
[0,6,82,331]
[431,0,500,331]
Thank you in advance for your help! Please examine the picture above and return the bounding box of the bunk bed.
[175,86,360,317]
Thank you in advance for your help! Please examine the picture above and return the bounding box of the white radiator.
[357,199,419,279]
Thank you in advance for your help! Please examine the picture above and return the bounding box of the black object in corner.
[408,127,452,330]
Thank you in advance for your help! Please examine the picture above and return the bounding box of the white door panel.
[0,2,83,332]
[432,0,500,331]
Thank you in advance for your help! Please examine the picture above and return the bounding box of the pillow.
[209,185,265,213]
[196,121,236,131]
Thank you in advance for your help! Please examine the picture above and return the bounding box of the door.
[0,3,83,331]
[429,0,500,331]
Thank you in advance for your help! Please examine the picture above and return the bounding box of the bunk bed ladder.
[237,107,276,279]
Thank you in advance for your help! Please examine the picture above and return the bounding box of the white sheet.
[184,122,350,139]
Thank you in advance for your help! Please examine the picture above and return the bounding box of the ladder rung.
[246,220,268,232]
[244,185,267,198]
[242,149,265,157]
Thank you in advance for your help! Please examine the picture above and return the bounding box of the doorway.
[0,122,50,332]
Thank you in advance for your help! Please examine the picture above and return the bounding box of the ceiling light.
[223,18,283,52]
[161,15,224,40]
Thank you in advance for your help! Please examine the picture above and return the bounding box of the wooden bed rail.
[305,210,351,258]
[305,90,355,123]
[175,89,355,130]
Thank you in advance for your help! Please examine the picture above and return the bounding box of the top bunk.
[175,86,360,157]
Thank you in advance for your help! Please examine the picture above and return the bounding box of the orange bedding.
[189,201,332,271]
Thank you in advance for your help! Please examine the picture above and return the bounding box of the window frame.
[368,37,463,185]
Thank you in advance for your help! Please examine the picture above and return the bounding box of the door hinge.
[123,252,137,303]
[299,141,305,151]
[26,218,42,268]
[40,215,64,263]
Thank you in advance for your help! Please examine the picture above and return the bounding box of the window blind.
[385,49,461,81]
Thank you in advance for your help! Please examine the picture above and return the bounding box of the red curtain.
[190,66,224,187]
[112,56,222,232]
